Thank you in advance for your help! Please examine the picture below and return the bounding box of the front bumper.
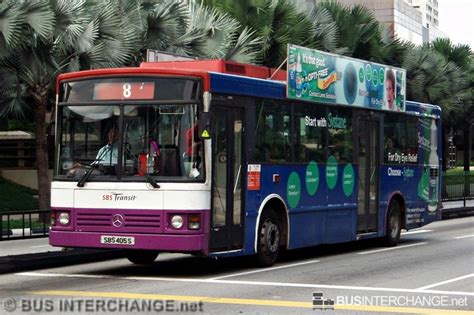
[49,230,209,255]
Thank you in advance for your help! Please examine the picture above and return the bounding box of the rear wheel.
[256,209,282,267]
[384,200,402,246]
[126,250,159,264]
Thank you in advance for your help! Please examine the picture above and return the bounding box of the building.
[329,0,446,44]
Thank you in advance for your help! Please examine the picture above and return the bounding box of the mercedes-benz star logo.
[112,214,124,227]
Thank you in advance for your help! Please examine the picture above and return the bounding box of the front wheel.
[126,250,159,264]
[383,201,402,247]
[256,209,282,267]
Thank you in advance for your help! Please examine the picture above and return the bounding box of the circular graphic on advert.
[379,68,385,84]
[342,164,355,197]
[372,68,379,86]
[365,64,372,81]
[287,171,301,208]
[306,161,320,196]
[359,67,365,83]
[326,155,338,190]
[343,62,358,104]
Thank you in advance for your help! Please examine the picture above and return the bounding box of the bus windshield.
[56,103,203,181]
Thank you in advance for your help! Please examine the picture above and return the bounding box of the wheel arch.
[254,194,289,253]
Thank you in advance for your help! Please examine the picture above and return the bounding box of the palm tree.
[120,0,262,65]
[199,0,318,67]
[430,38,473,172]
[402,45,465,107]
[319,1,380,61]
[0,0,138,210]
[171,3,261,63]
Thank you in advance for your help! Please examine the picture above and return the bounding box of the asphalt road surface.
[0,216,473,314]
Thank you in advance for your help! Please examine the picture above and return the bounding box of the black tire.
[383,200,402,247]
[256,209,282,267]
[126,250,159,264]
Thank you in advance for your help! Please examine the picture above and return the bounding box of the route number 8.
[123,83,132,98]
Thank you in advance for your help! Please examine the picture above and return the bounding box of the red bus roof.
[140,59,286,81]
[56,60,286,93]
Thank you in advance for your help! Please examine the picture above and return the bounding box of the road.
[0,216,473,314]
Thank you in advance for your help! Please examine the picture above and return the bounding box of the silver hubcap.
[389,213,399,238]
[264,221,280,252]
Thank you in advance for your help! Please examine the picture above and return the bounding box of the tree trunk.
[441,122,447,172]
[463,125,472,199]
[33,94,51,211]
[463,126,472,172]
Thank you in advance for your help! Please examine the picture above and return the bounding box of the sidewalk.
[441,199,474,219]
[0,235,125,274]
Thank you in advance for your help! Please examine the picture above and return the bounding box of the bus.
[49,47,441,266]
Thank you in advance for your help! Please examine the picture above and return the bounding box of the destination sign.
[93,82,155,100]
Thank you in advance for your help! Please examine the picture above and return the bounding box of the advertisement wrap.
[287,44,406,112]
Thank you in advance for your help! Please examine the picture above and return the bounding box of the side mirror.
[198,112,211,140]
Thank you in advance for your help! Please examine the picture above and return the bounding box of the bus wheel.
[256,209,281,267]
[126,250,159,264]
[384,201,402,247]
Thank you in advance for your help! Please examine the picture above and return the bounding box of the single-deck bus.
[50,50,441,266]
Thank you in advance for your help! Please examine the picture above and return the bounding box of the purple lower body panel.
[49,208,209,255]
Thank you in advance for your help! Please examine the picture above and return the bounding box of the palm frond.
[51,0,91,58]
[20,0,55,40]
[0,1,25,51]
[187,3,240,59]
[0,52,31,118]
[145,1,188,51]
[224,26,261,63]
[309,3,339,52]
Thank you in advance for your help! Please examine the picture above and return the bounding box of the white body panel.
[51,181,211,210]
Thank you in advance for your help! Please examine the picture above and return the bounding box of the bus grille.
[75,210,163,233]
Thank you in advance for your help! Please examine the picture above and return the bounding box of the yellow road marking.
[32,290,472,314]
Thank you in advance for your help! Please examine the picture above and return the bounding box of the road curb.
[441,206,474,219]
[0,249,126,274]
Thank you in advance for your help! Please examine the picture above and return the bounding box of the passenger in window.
[186,123,200,157]
[185,122,201,177]
[385,138,394,151]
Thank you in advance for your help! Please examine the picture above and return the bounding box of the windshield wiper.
[125,144,160,189]
[77,144,160,189]
[77,145,110,187]
[146,174,160,188]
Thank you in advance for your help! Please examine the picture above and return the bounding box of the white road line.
[30,245,52,248]
[209,259,320,280]
[401,229,433,235]
[417,274,474,290]
[454,234,474,239]
[357,242,427,255]
[16,272,474,297]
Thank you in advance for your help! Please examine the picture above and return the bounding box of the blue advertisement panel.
[287,44,406,112]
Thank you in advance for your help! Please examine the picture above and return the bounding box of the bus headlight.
[58,212,70,225]
[170,215,183,229]
[188,214,201,230]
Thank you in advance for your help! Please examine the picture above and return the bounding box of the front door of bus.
[210,107,245,251]
[357,115,381,233]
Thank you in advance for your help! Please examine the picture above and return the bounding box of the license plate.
[100,235,135,245]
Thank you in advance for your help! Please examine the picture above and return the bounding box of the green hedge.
[0,178,39,212]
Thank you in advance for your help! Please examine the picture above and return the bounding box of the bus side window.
[254,100,290,163]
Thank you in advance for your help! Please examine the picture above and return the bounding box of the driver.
[67,127,119,177]
[95,127,119,165]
